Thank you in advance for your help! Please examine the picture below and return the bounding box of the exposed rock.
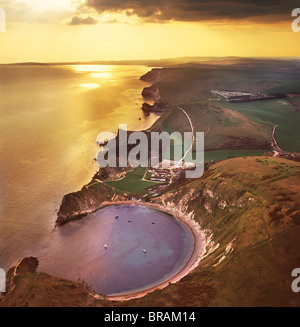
[15,257,39,274]
[4,257,39,296]
[218,200,227,209]
[141,100,168,113]
[1,257,106,307]
[56,182,110,226]
[2,157,300,307]
[204,202,213,214]
[142,85,161,101]
[140,68,162,83]
[204,189,215,198]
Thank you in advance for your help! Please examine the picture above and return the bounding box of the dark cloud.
[83,0,299,22]
[69,16,98,25]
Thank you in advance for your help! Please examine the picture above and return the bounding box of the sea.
[0,64,159,272]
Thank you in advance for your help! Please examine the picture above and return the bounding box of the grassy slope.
[0,270,116,307]
[47,61,300,306]
[115,157,300,307]
[104,167,158,194]
[221,97,300,152]
[2,60,300,306]
[155,103,269,151]
[149,61,300,155]
[2,157,299,307]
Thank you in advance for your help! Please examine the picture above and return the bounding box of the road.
[177,105,195,164]
[271,125,283,153]
[270,125,295,159]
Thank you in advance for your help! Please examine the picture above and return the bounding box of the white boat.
[104,244,108,249]
[143,249,147,253]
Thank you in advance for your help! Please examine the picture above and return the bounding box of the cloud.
[0,0,75,23]
[82,0,300,23]
[68,16,98,25]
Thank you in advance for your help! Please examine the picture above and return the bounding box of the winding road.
[271,125,283,153]
[270,124,295,158]
[177,105,195,164]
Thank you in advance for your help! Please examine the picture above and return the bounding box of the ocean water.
[37,205,194,295]
[0,64,158,271]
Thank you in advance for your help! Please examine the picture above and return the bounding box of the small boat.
[115,215,118,219]
[128,220,132,223]
[104,244,108,249]
[143,249,147,253]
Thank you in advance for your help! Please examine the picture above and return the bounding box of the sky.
[0,0,300,63]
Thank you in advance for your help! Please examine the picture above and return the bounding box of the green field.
[204,149,267,162]
[152,101,270,152]
[150,60,300,157]
[221,98,300,152]
[105,167,158,194]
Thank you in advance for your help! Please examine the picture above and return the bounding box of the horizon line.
[1,55,300,66]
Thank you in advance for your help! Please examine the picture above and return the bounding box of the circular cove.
[37,204,199,297]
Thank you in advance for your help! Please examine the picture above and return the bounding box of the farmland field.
[105,167,158,194]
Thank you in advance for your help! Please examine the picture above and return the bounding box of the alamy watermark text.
[291,268,300,293]
[292,8,300,32]
[97,124,204,178]
[0,268,6,294]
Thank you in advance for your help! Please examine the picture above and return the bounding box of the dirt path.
[177,105,195,163]
[271,125,283,153]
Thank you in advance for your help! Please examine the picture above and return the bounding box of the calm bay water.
[37,205,194,295]
[0,64,159,271]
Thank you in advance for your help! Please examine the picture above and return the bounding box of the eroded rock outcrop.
[2,157,300,306]
[140,68,162,83]
[141,100,168,113]
[0,257,106,307]
[141,68,168,114]
[142,85,161,101]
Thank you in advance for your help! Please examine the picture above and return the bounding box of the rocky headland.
[1,156,300,307]
[140,69,169,113]
[2,64,300,307]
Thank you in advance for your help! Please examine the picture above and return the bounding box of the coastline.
[89,200,206,302]
[55,67,206,301]
[55,67,164,227]
[2,61,300,307]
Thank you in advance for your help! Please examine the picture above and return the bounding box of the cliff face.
[140,68,168,114]
[3,257,39,300]
[141,85,161,101]
[141,100,168,113]
[123,156,300,307]
[140,68,163,83]
[3,156,299,307]
[56,184,110,226]
[56,167,127,226]
[2,62,300,307]
[0,257,108,307]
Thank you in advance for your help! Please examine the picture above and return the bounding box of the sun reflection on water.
[71,65,112,73]
[79,83,101,89]
[90,72,111,78]
[69,65,113,87]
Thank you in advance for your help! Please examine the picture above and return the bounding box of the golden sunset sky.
[0,0,299,63]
